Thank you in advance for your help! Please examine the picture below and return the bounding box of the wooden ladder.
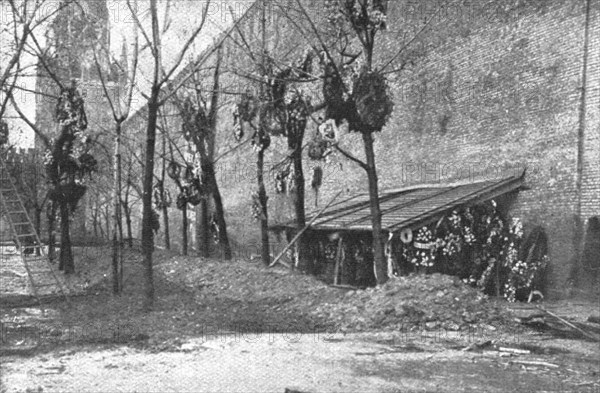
[0,156,69,309]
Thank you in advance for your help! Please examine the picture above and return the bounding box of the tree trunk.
[112,121,123,294]
[47,202,56,263]
[160,130,170,250]
[257,0,270,266]
[182,203,188,255]
[204,162,231,260]
[196,199,209,258]
[162,203,170,249]
[362,132,387,285]
[290,135,309,272]
[257,147,270,265]
[122,199,133,247]
[118,202,124,248]
[34,206,42,256]
[58,202,74,274]
[105,203,110,240]
[99,221,105,239]
[91,201,97,237]
[141,89,159,310]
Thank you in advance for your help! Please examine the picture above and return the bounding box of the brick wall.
[208,0,600,297]
[120,0,599,296]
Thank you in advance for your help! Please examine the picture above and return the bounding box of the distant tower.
[34,0,116,241]
[35,0,112,146]
[44,0,110,81]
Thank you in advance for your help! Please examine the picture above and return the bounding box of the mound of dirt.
[312,273,513,332]
[154,255,516,334]
[156,255,340,302]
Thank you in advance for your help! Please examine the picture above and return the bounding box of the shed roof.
[273,171,526,233]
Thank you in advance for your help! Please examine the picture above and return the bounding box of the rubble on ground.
[312,273,514,332]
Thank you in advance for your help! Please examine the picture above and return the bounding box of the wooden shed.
[271,171,527,287]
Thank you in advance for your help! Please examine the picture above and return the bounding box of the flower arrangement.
[397,201,549,301]
[402,226,436,270]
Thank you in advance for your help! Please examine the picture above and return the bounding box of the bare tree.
[226,1,326,271]
[285,0,394,283]
[125,0,250,309]
[90,15,139,294]
[0,0,66,118]
[124,0,211,308]
[171,45,232,260]
[11,81,97,273]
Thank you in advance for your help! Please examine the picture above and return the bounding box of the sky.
[105,0,257,114]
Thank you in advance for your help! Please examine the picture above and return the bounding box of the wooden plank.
[269,190,343,268]
[333,236,343,285]
[536,305,600,342]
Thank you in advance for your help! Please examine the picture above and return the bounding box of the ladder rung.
[24,255,47,260]
[12,222,31,226]
[15,234,36,238]
[28,269,53,274]
[35,283,60,288]
[7,211,26,214]
[23,255,45,259]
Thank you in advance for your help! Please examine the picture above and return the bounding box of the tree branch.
[334,144,367,171]
[159,0,212,87]
[9,94,51,149]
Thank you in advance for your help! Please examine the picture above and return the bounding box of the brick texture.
[122,0,600,297]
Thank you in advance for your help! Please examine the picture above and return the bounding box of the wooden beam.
[333,236,344,285]
[269,190,343,268]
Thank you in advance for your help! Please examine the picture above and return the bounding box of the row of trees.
[232,0,398,282]
[1,0,456,310]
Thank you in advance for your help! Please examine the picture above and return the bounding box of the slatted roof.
[273,171,526,233]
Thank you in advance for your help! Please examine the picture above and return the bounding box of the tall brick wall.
[355,0,600,297]
[212,0,600,297]
[122,0,599,296]
[579,0,600,292]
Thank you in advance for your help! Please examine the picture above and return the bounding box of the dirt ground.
[1,246,599,393]
[1,331,599,393]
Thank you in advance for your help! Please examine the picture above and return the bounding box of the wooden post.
[333,236,343,285]
[182,203,188,256]
[269,190,342,268]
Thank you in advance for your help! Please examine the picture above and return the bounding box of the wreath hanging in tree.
[251,131,271,152]
[150,209,160,233]
[232,108,243,141]
[0,120,9,146]
[238,89,259,122]
[260,102,286,137]
[77,152,98,180]
[153,181,172,209]
[251,191,267,221]
[274,161,291,194]
[167,161,181,180]
[45,84,95,210]
[352,71,394,132]
[170,160,207,210]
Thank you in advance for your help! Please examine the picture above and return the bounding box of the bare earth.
[1,248,599,392]
[2,331,599,393]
